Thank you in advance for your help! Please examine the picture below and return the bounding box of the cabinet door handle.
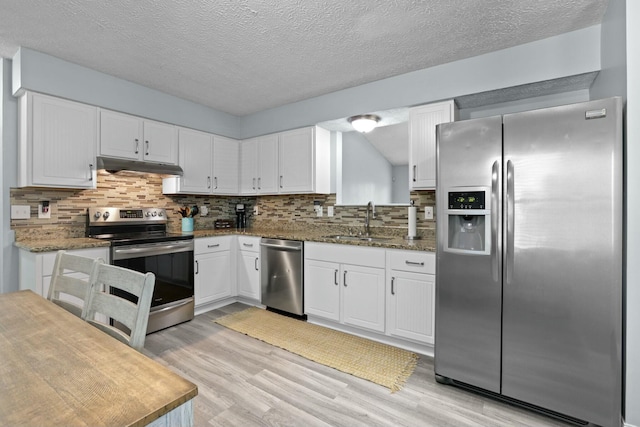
[405,260,425,266]
[207,176,211,189]
[145,140,149,156]
[243,243,254,247]
[391,277,396,295]
[252,178,256,190]
[258,177,261,189]
[89,163,94,181]
[255,257,259,271]
[195,260,199,275]
[207,244,220,248]
[214,177,218,189]
[343,270,348,287]
[412,165,417,182]
[334,269,339,286]
[280,175,283,188]
[135,138,139,154]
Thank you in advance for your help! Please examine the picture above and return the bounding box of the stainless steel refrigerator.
[434,97,623,427]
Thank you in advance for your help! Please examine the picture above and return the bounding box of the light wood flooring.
[143,303,572,427]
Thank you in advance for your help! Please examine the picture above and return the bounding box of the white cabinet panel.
[409,100,457,190]
[19,92,97,188]
[194,251,232,306]
[237,236,261,301]
[387,270,435,343]
[279,127,314,193]
[342,264,386,332]
[99,109,178,164]
[176,128,212,194]
[304,259,341,322]
[212,136,239,194]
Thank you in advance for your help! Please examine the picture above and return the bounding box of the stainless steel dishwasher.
[260,238,304,316]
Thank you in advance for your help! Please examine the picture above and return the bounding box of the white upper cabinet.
[18,92,97,189]
[409,100,457,190]
[240,126,330,195]
[99,109,178,165]
[163,128,239,195]
[239,134,278,195]
[212,135,239,195]
[175,128,213,194]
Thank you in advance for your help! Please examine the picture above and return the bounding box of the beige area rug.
[214,307,418,392]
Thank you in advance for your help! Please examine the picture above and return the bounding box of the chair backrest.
[47,250,104,318]
[83,263,155,351]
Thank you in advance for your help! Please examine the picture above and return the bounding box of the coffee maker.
[235,203,247,230]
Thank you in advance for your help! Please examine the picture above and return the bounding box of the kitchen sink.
[323,235,392,243]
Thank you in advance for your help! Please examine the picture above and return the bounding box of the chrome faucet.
[364,201,376,236]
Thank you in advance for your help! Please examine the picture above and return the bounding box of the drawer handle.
[391,277,395,295]
[243,243,254,247]
[405,260,425,266]
[208,244,220,248]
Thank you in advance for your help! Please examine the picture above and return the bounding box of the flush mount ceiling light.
[348,114,380,133]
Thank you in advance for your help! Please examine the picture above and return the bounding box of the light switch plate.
[327,206,334,217]
[11,205,30,219]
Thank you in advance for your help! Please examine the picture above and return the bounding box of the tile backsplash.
[10,171,436,240]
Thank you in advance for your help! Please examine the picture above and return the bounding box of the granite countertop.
[15,229,435,253]
[14,237,111,253]
[190,228,436,252]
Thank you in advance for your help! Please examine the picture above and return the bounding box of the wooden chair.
[83,263,155,351]
[47,250,104,318]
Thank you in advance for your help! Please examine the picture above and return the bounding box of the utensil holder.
[181,217,194,232]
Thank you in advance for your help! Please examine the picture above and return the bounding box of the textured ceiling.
[0,0,608,116]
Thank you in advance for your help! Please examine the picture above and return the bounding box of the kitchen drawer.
[388,250,435,274]
[238,236,260,252]
[195,236,232,254]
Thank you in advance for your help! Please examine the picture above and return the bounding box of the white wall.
[12,48,242,139]
[1,59,18,293]
[240,26,601,138]
[340,131,392,205]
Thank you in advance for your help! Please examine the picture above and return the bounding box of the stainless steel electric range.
[86,207,194,334]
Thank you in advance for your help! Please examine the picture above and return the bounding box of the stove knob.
[94,211,101,219]
[145,211,151,217]
[103,212,110,220]
[152,211,157,217]
[158,211,164,217]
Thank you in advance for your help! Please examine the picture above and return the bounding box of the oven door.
[111,240,194,334]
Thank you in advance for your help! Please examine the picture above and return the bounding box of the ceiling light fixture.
[348,114,380,133]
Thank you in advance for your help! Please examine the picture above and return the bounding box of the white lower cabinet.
[18,247,110,298]
[194,236,233,308]
[304,243,386,333]
[236,236,261,301]
[386,250,436,344]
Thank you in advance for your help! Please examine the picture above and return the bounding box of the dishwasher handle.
[260,242,302,251]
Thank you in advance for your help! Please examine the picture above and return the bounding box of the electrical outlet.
[38,202,51,219]
[424,206,434,220]
[11,205,30,219]
[253,206,259,216]
[314,205,323,217]
[327,206,334,217]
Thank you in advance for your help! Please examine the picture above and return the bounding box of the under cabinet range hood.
[96,156,183,176]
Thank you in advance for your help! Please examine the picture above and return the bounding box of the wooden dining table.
[0,290,198,426]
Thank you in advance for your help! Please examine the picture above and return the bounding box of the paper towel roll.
[408,206,417,238]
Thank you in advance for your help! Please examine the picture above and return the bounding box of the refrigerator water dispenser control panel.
[448,191,485,210]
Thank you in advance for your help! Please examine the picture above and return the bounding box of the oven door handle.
[113,241,194,260]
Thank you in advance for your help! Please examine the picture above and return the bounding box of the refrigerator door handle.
[506,159,515,285]
[491,160,500,281]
